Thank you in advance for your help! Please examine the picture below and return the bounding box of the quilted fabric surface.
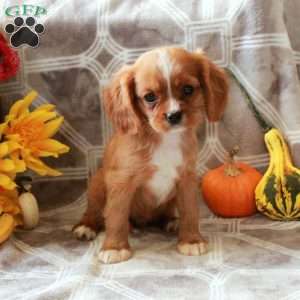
[1,0,300,299]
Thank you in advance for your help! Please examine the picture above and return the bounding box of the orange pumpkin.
[201,147,263,218]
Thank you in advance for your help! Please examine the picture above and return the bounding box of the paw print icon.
[5,16,45,48]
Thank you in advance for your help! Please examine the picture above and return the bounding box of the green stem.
[226,68,272,133]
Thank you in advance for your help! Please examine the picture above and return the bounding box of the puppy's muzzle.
[165,110,182,125]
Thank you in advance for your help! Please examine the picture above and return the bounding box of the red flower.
[0,33,20,81]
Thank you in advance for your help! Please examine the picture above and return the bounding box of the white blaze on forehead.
[157,49,173,98]
[168,97,180,112]
[157,49,180,112]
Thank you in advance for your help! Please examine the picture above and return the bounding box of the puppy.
[73,47,228,264]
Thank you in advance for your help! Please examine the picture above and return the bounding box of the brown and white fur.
[73,47,228,264]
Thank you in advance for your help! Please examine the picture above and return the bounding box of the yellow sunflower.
[0,188,23,244]
[0,188,21,217]
[0,141,25,190]
[0,91,69,176]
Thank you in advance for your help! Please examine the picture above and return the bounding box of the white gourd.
[18,192,39,229]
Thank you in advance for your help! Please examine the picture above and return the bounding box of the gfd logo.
[4,4,47,48]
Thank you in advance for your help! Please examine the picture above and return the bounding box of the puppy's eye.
[144,92,157,103]
[182,85,194,96]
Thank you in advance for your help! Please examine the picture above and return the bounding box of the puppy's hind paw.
[73,225,97,241]
[98,248,132,264]
[164,218,179,233]
[177,241,208,256]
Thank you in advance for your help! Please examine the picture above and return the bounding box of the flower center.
[10,120,44,146]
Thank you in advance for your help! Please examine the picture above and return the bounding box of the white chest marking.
[157,49,180,112]
[148,131,183,205]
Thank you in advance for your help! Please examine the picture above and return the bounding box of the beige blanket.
[1,0,300,299]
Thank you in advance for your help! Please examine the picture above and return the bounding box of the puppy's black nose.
[165,111,182,125]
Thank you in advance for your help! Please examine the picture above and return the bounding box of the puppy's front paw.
[177,241,208,256]
[98,248,132,264]
[73,225,97,241]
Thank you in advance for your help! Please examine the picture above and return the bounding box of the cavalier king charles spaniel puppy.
[73,47,228,264]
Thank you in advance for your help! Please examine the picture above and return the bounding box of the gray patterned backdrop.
[1,0,300,299]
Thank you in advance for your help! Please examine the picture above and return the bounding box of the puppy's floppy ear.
[103,65,140,134]
[194,50,229,122]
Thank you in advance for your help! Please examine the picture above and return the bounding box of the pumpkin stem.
[16,175,33,193]
[227,145,240,164]
[225,146,242,177]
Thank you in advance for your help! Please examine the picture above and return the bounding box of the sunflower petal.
[5,134,22,143]
[37,151,57,157]
[14,160,26,173]
[35,104,55,112]
[0,143,9,158]
[41,117,64,139]
[24,110,57,123]
[7,91,38,119]
[0,174,17,190]
[9,152,26,173]
[34,139,69,156]
[6,141,22,153]
[1,189,19,199]
[0,195,20,215]
[25,156,62,176]
[0,141,21,160]
[0,159,16,172]
[0,122,8,138]
[21,148,32,158]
